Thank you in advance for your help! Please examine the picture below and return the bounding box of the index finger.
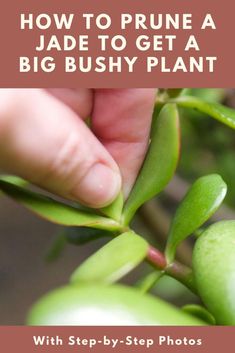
[92,89,156,197]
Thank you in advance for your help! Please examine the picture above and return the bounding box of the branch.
[147,246,198,295]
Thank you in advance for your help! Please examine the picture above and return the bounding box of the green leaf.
[184,89,225,103]
[27,284,207,325]
[170,95,235,129]
[123,104,180,225]
[65,226,114,245]
[0,175,28,196]
[193,221,235,325]
[182,304,216,325]
[136,270,163,294]
[100,192,124,221]
[70,231,148,284]
[165,174,227,263]
[0,180,120,231]
[166,89,185,98]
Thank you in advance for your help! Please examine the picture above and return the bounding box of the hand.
[0,89,156,208]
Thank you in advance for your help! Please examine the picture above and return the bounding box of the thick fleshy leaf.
[123,104,180,225]
[100,192,124,221]
[165,174,227,263]
[27,284,207,325]
[182,304,215,325]
[0,175,28,196]
[166,89,185,98]
[0,180,120,231]
[184,89,225,103]
[193,221,235,325]
[136,270,163,294]
[170,96,235,129]
[70,231,148,284]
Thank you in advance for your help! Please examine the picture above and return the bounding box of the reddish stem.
[147,246,167,269]
[147,246,197,294]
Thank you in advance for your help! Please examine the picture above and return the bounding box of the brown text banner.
[0,0,234,87]
[0,326,234,353]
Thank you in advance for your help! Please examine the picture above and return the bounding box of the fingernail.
[71,163,121,207]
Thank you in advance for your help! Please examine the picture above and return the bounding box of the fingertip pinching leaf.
[165,174,227,263]
[170,96,235,130]
[70,231,149,284]
[100,192,124,222]
[0,180,120,231]
[123,103,180,225]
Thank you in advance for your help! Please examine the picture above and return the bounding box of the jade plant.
[1,89,235,325]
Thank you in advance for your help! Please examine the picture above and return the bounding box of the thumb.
[0,89,121,208]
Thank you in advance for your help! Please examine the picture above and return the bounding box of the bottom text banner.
[0,326,234,353]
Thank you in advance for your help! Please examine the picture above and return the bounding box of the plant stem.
[147,246,167,268]
[166,261,197,294]
[147,246,198,295]
[136,270,164,294]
